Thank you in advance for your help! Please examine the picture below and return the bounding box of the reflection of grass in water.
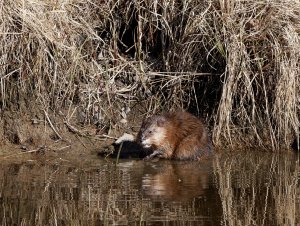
[273,157,299,226]
[214,152,299,226]
[0,160,218,225]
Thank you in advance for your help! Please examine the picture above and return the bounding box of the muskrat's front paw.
[143,154,154,161]
[143,150,164,161]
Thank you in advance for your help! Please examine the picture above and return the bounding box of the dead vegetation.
[0,0,299,150]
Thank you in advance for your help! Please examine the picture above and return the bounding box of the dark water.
[0,151,299,226]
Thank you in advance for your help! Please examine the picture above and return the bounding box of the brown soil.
[0,104,144,160]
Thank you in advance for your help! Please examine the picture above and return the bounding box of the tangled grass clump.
[0,0,299,150]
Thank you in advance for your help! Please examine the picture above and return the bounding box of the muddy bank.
[1,106,298,158]
[0,106,133,158]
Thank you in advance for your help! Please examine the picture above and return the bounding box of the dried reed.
[0,0,299,149]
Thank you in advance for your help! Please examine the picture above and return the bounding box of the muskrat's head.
[137,115,167,148]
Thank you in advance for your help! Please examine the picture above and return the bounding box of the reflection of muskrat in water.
[142,161,213,201]
[136,111,212,160]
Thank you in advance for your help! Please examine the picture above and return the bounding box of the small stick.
[44,110,63,140]
[75,134,87,148]
[50,145,71,151]
[95,134,116,140]
[0,148,44,159]
[64,121,84,136]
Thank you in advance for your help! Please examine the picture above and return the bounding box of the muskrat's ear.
[156,116,166,126]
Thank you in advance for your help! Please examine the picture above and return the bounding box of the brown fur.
[136,111,212,160]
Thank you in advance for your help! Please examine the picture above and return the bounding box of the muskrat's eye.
[148,130,152,134]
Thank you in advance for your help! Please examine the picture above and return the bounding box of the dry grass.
[0,0,299,149]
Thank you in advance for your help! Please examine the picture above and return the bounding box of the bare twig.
[44,110,63,140]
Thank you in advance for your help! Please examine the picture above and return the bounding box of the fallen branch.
[0,146,47,159]
[64,121,85,136]
[44,110,63,140]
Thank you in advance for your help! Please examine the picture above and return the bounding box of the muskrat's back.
[136,111,212,160]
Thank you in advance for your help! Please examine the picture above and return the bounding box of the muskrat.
[136,111,212,160]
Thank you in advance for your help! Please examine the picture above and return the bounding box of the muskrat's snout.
[138,132,154,149]
[139,134,145,142]
[139,135,151,148]
[141,141,151,148]
[136,133,143,144]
